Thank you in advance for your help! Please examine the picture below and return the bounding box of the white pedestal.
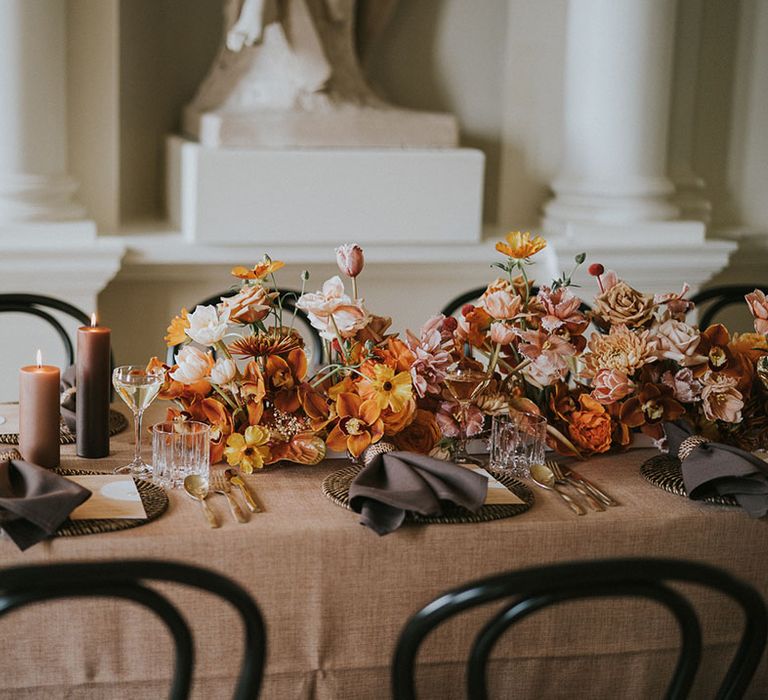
[167,136,485,245]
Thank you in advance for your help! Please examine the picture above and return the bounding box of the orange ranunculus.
[566,394,613,454]
[495,231,547,260]
[266,348,308,413]
[326,393,384,457]
[231,257,285,280]
[164,309,190,347]
[393,409,441,453]
[381,397,417,436]
[378,337,415,373]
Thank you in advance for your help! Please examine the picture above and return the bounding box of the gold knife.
[563,466,619,507]
[226,468,262,513]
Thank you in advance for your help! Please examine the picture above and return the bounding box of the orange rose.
[381,397,417,436]
[393,409,441,453]
[567,394,613,454]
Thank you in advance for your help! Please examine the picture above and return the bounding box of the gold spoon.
[529,463,586,516]
[183,474,219,529]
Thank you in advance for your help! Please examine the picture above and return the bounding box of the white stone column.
[0,0,85,226]
[543,0,680,234]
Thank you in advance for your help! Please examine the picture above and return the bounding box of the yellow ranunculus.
[495,231,547,260]
[224,425,272,473]
[360,364,413,413]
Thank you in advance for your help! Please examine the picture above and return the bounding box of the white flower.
[185,305,230,346]
[171,346,212,384]
[297,276,370,340]
[210,358,236,385]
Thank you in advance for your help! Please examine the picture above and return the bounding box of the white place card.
[469,467,525,505]
[66,475,147,520]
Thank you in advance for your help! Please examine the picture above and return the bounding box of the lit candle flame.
[36,349,42,368]
[90,312,97,327]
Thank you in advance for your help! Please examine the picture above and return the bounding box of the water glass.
[490,412,547,478]
[151,421,210,489]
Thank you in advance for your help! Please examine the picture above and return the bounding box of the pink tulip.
[335,243,365,278]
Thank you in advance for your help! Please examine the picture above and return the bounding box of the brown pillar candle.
[19,351,60,468]
[76,315,111,458]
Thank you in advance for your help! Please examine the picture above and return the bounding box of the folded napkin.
[664,421,768,518]
[0,458,91,550]
[348,445,488,535]
[60,365,77,433]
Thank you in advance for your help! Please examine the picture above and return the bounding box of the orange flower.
[266,348,308,413]
[457,305,492,348]
[299,383,334,431]
[378,337,415,372]
[567,394,613,454]
[326,393,384,457]
[164,308,190,347]
[619,383,685,440]
[231,257,285,280]
[393,409,441,453]
[381,397,417,436]
[495,231,547,259]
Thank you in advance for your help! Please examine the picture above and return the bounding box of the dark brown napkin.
[664,421,768,518]
[348,450,488,535]
[0,459,91,550]
[60,365,76,432]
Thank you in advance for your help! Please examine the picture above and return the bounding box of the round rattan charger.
[640,454,738,507]
[322,463,534,524]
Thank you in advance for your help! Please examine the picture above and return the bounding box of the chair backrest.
[0,293,93,366]
[392,558,767,700]
[690,285,768,330]
[0,559,266,700]
[167,289,323,366]
[440,286,591,318]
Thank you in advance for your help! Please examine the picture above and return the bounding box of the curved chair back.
[690,285,768,330]
[392,558,767,700]
[0,559,266,700]
[0,293,94,366]
[167,289,323,366]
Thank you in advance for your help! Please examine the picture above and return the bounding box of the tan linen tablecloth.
[0,404,766,699]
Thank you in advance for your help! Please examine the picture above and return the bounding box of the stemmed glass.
[443,366,490,465]
[112,365,164,476]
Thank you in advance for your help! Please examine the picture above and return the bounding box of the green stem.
[330,315,350,363]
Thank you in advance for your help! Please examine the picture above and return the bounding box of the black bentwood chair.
[392,558,767,700]
[0,560,267,700]
[690,285,768,330]
[167,288,323,365]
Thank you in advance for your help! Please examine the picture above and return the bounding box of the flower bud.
[335,243,365,278]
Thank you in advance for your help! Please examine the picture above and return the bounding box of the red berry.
[461,304,475,317]
[442,316,458,331]
[588,263,605,276]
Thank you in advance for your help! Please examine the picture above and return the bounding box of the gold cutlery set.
[530,460,619,516]
[183,470,261,528]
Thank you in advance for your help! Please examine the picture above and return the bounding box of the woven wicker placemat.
[52,468,169,536]
[322,464,534,524]
[0,409,128,446]
[640,454,738,507]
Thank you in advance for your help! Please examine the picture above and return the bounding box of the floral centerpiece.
[150,234,768,470]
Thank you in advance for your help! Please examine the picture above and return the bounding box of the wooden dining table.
[0,403,766,699]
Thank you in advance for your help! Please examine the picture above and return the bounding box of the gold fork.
[211,471,248,523]
[547,460,605,512]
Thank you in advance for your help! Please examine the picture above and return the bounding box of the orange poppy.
[231,257,285,280]
[495,231,547,260]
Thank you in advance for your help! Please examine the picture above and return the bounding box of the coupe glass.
[112,365,164,476]
[443,367,490,465]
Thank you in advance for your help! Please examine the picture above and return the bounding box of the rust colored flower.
[592,281,655,329]
[619,383,685,440]
[377,337,416,373]
[381,397,417,436]
[456,305,492,348]
[266,348,308,413]
[164,308,190,347]
[567,394,613,454]
[326,393,385,457]
[220,285,277,324]
[393,409,441,453]
[582,325,655,378]
[298,382,334,431]
[269,433,326,465]
[231,256,285,280]
[495,231,547,259]
[229,328,304,359]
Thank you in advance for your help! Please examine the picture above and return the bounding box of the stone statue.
[183,0,457,147]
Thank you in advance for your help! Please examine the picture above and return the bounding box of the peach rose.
[220,285,276,324]
[393,409,441,453]
[651,319,705,366]
[567,394,613,454]
[746,290,768,335]
[591,369,634,405]
[481,289,522,321]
